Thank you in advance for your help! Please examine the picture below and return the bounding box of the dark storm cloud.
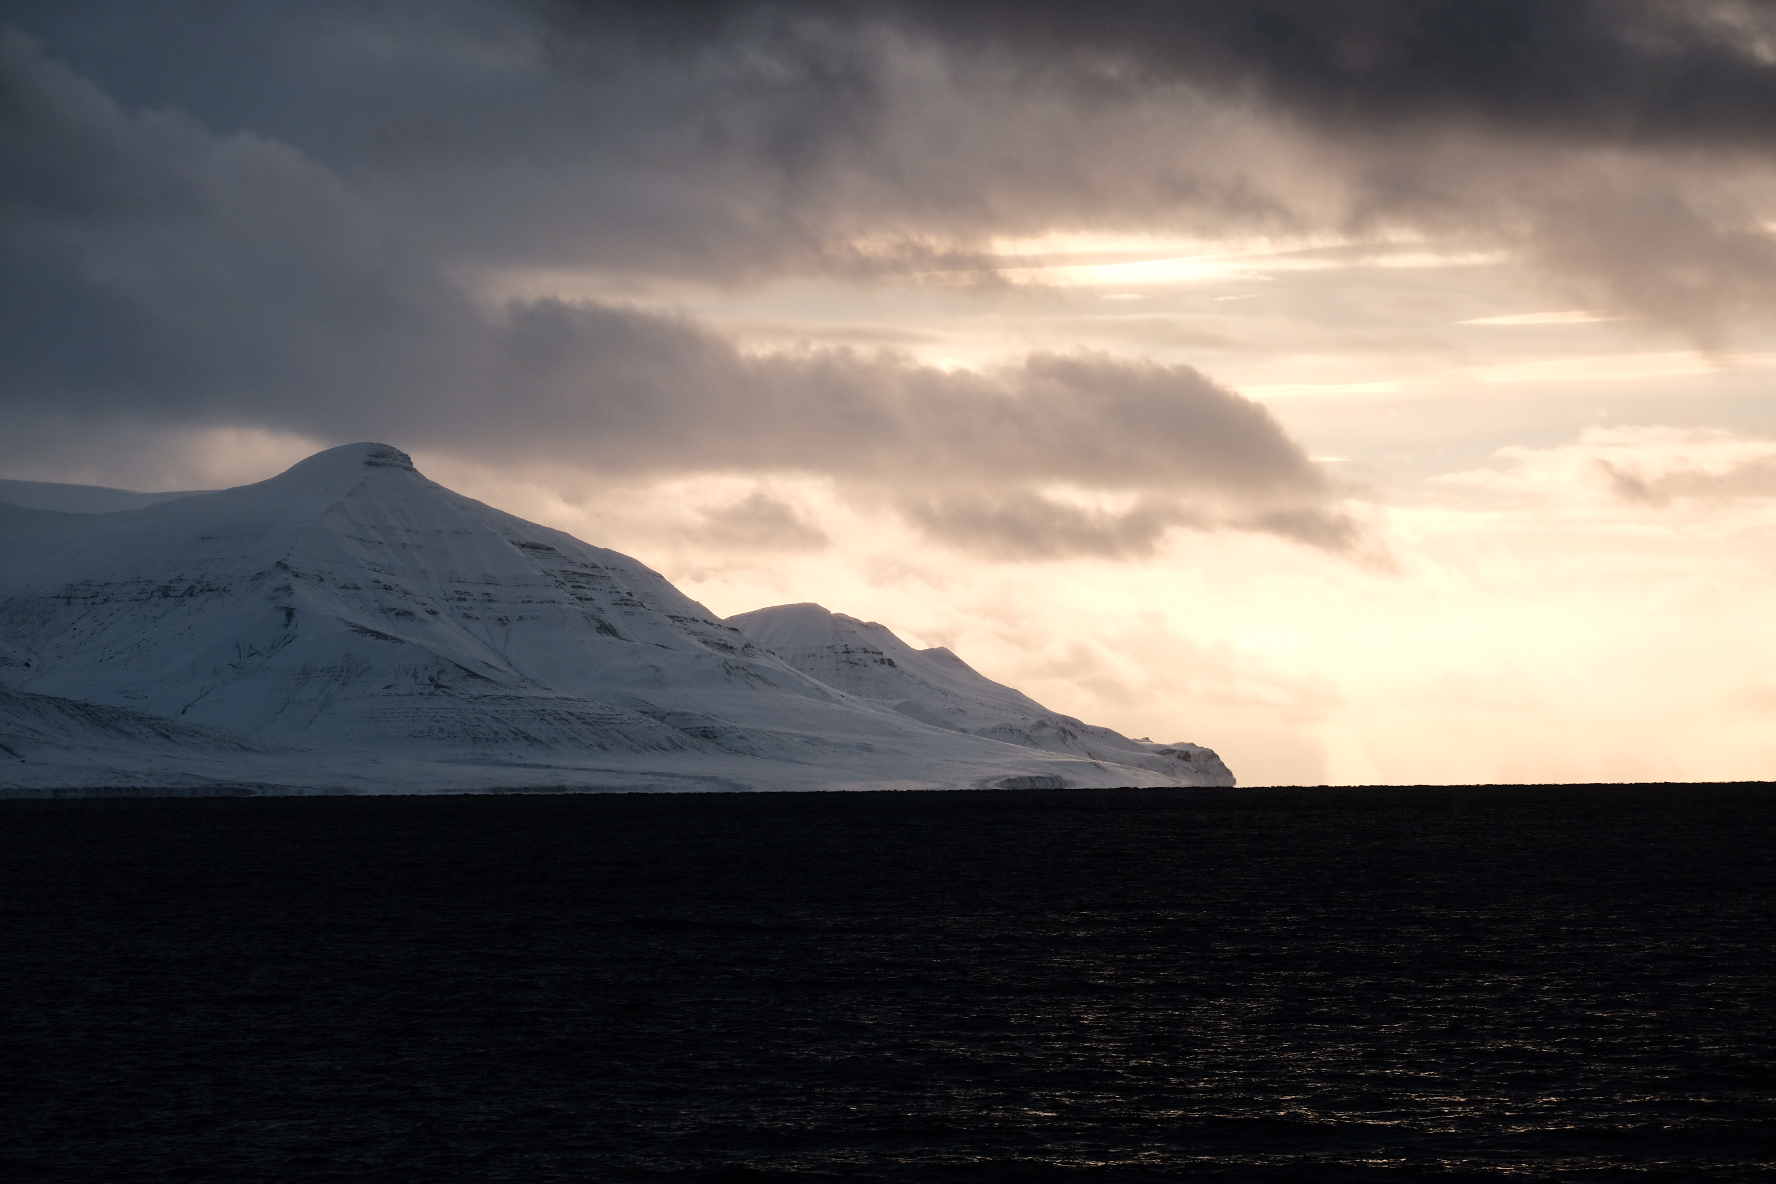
[21,3,1776,274]
[0,27,1349,557]
[537,0,1776,146]
[0,29,463,421]
[482,310,1352,555]
[10,3,1776,553]
[870,0,1776,147]
[473,300,1357,555]
[14,2,1776,320]
[535,0,1776,337]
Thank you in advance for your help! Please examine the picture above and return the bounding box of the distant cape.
[0,443,1232,795]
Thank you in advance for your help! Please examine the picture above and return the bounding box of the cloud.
[16,1,1776,338]
[1595,453,1776,507]
[695,491,830,552]
[0,27,1352,559]
[1440,424,1776,508]
[15,3,1776,549]
[900,493,1187,561]
[523,0,1776,338]
[0,26,469,423]
[901,488,1363,561]
[872,0,1776,147]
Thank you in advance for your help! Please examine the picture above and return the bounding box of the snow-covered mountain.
[729,603,1231,784]
[0,443,1233,795]
[0,478,208,515]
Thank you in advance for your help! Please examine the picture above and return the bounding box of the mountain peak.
[287,442,415,475]
[359,443,415,470]
[726,602,849,651]
[233,443,422,504]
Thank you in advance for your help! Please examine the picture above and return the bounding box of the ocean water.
[2,785,1772,1182]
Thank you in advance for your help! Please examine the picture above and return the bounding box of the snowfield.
[0,444,1233,795]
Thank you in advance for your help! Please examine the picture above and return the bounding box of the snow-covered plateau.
[0,444,1233,795]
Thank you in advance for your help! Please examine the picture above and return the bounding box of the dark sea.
[2,785,1773,1182]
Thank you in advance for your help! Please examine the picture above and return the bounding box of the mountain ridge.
[0,443,1233,794]
[728,602,1230,783]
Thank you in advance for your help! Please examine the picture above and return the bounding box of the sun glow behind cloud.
[989,238,1507,289]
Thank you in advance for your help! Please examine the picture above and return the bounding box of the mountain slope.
[0,479,209,514]
[0,443,1234,794]
[728,603,1233,786]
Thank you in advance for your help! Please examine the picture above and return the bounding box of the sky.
[6,0,1776,785]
